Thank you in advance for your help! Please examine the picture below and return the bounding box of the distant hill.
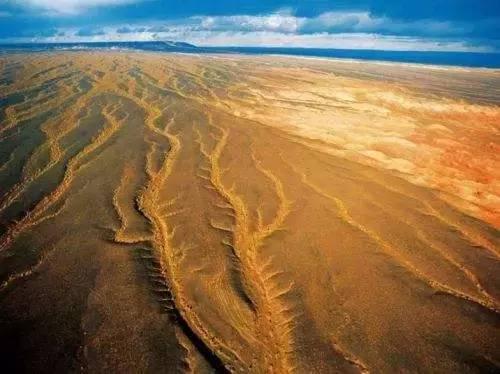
[116,40,198,49]
[0,40,199,52]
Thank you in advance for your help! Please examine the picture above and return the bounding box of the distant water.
[0,41,499,68]
[217,47,500,69]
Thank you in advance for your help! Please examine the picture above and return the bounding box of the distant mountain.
[113,40,198,50]
[0,40,199,52]
[159,41,197,48]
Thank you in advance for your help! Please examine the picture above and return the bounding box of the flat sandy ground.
[0,52,499,373]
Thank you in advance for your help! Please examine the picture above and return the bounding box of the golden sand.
[0,52,499,372]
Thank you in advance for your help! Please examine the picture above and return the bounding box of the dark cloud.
[116,26,133,33]
[148,25,170,32]
[12,27,60,38]
[76,28,105,37]
[367,0,500,22]
[117,26,147,33]
[37,28,60,37]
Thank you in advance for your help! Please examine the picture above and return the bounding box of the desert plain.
[0,52,499,373]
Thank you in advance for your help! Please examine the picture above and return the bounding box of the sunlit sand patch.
[219,57,500,227]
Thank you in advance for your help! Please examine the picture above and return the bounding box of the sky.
[0,0,499,52]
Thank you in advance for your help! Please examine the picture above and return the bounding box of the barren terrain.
[0,52,499,373]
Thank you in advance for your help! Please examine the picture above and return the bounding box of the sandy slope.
[0,52,499,373]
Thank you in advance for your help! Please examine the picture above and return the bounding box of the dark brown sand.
[0,52,499,373]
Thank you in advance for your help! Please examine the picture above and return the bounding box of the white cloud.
[174,31,489,52]
[11,0,142,15]
[194,10,302,34]
[192,11,469,38]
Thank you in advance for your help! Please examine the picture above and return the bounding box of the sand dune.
[0,52,499,373]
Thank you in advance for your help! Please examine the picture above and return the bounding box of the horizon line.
[1,40,499,55]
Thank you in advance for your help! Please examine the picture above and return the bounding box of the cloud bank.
[194,11,471,38]
[2,7,497,52]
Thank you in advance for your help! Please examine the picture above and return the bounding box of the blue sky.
[0,1,499,51]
